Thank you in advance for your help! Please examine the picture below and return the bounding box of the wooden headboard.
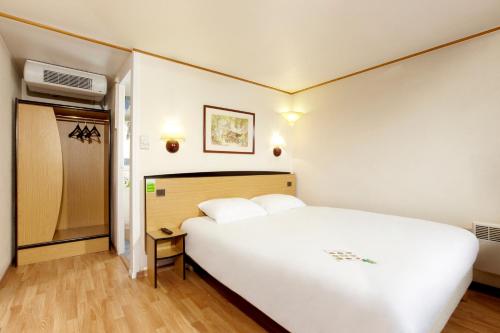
[144,171,296,233]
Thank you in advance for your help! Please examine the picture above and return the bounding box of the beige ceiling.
[0,0,499,92]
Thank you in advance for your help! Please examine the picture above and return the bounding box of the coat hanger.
[89,121,101,139]
[77,122,91,141]
[68,121,82,139]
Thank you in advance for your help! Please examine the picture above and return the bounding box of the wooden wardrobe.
[16,100,110,265]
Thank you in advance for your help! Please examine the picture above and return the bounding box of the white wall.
[130,52,293,274]
[0,34,19,278]
[292,31,500,229]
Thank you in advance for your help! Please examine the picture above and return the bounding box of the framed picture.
[203,105,255,154]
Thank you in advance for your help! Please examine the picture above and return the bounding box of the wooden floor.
[0,251,498,333]
[444,290,500,332]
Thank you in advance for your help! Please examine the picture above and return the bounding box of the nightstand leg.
[173,237,186,280]
[182,254,186,280]
[174,254,185,279]
[183,237,186,280]
[146,236,157,288]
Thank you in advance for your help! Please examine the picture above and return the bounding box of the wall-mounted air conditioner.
[24,60,107,101]
[473,222,500,275]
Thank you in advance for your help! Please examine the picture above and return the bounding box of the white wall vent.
[43,69,93,90]
[473,222,500,275]
[474,223,500,243]
[24,60,106,101]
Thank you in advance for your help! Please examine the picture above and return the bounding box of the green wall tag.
[146,179,156,193]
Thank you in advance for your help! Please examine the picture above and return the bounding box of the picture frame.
[203,105,255,154]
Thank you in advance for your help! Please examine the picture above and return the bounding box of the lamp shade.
[160,121,185,141]
[281,111,303,125]
[271,133,286,147]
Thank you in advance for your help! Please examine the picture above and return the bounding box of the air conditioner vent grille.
[474,223,500,243]
[491,228,500,242]
[43,70,92,90]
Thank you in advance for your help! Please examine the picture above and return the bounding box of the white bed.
[182,206,478,333]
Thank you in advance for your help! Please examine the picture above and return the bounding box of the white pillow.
[251,194,305,214]
[198,198,267,224]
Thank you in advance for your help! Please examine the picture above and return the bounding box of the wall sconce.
[164,139,180,153]
[281,111,304,126]
[161,122,185,153]
[271,133,286,157]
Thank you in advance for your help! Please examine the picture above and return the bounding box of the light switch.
[140,135,150,150]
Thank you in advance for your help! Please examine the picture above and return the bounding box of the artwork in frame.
[203,105,255,154]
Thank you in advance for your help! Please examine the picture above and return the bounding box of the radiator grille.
[475,223,500,243]
[43,70,92,90]
[491,227,500,242]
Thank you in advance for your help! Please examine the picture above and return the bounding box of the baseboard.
[473,269,500,289]
[469,281,500,298]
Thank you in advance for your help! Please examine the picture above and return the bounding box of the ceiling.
[0,0,499,92]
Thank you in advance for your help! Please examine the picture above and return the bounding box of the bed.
[183,206,477,333]
[144,172,478,333]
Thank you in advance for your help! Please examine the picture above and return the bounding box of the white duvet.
[182,206,478,333]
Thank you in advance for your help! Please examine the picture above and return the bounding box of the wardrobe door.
[17,103,63,246]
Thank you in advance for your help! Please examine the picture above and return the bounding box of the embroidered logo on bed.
[324,250,377,264]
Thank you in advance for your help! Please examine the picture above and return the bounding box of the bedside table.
[146,228,187,288]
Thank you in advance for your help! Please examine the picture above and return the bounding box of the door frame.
[112,82,126,256]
